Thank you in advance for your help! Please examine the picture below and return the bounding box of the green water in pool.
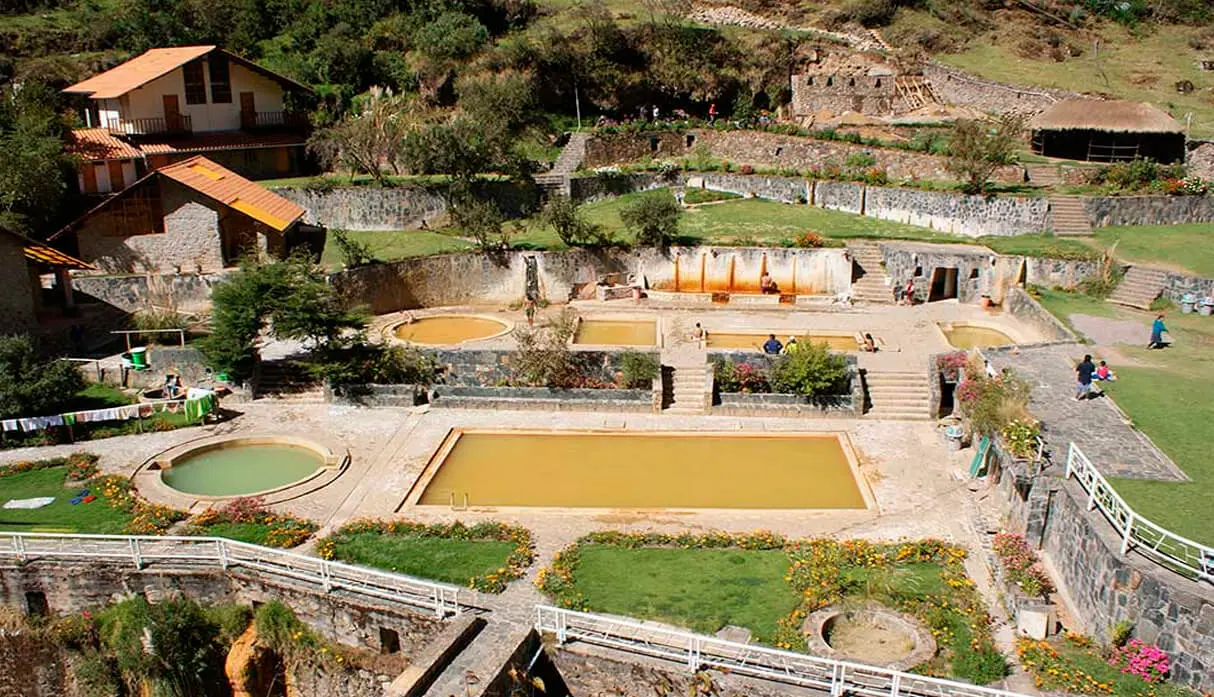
[162,445,322,496]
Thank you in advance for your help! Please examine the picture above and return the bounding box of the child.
[1094,360,1116,382]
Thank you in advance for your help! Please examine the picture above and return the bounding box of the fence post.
[889,672,901,697]
[218,540,230,569]
[129,538,143,569]
[557,609,568,644]
[13,535,26,563]
[320,560,332,592]
[830,663,845,697]
[687,637,701,670]
[432,586,443,618]
[1120,512,1134,555]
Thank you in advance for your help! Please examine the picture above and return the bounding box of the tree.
[0,83,70,236]
[769,342,850,397]
[450,195,507,253]
[511,308,579,387]
[307,86,410,184]
[946,113,1026,195]
[331,228,376,268]
[539,195,607,247]
[619,189,681,246]
[0,335,86,419]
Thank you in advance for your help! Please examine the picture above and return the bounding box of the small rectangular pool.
[573,319,657,346]
[706,332,859,351]
[938,323,1016,349]
[408,431,868,509]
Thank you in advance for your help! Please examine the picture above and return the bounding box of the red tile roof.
[158,156,305,231]
[66,128,143,162]
[63,46,216,99]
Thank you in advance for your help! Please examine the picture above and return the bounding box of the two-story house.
[64,46,314,191]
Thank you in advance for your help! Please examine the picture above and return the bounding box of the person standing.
[1148,314,1168,349]
[524,297,537,327]
[902,278,915,305]
[708,103,717,123]
[762,334,783,355]
[1075,354,1096,401]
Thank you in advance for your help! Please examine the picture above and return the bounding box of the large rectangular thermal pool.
[410,431,868,509]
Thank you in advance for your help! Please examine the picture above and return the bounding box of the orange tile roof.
[64,46,216,99]
[65,128,143,162]
[138,132,306,155]
[2,230,94,270]
[159,156,304,231]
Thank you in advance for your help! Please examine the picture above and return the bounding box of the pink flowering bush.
[992,532,1054,598]
[1108,639,1170,683]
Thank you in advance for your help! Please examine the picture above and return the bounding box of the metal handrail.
[536,606,1032,697]
[1066,443,1212,582]
[111,328,186,350]
[0,532,468,617]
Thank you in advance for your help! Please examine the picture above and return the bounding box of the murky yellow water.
[393,316,509,345]
[418,432,866,509]
[706,333,859,351]
[941,325,1016,349]
[573,320,657,346]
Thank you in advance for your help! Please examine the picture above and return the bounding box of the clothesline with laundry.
[1,391,218,434]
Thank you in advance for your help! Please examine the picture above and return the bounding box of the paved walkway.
[987,345,1185,481]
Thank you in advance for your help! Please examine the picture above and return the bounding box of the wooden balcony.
[107,115,193,137]
[241,111,310,132]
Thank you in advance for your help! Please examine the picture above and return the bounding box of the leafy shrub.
[619,189,681,246]
[331,228,376,268]
[65,452,100,480]
[185,496,317,548]
[769,343,850,397]
[956,357,1032,436]
[618,351,659,388]
[1000,419,1041,459]
[0,335,86,420]
[1111,619,1135,648]
[739,163,755,175]
[540,195,609,247]
[844,152,877,172]
[793,231,825,248]
[92,475,186,535]
[713,359,770,393]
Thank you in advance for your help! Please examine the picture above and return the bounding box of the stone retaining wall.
[273,180,540,231]
[1158,268,1214,304]
[814,180,864,214]
[569,172,665,202]
[864,186,1048,238]
[1005,286,1075,342]
[72,271,225,312]
[430,385,655,412]
[1084,195,1214,228]
[994,457,1214,691]
[431,348,657,388]
[922,63,1077,115]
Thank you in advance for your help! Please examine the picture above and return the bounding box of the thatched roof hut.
[1029,99,1185,163]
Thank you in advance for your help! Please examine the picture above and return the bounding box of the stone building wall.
[1083,195,1214,228]
[0,233,37,333]
[72,270,226,312]
[77,180,225,274]
[922,63,1078,115]
[790,71,897,116]
[582,131,687,168]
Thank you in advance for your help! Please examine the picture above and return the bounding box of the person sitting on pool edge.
[862,333,877,352]
[762,334,783,354]
[760,271,779,294]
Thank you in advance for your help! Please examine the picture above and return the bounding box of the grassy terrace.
[321,189,1097,268]
[0,467,131,534]
[1034,290,1214,546]
[1090,224,1214,279]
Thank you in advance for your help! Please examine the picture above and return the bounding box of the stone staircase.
[868,28,893,51]
[536,132,591,197]
[1026,165,1061,187]
[255,359,325,402]
[848,242,893,304]
[1107,265,1168,310]
[863,370,932,420]
[662,363,710,414]
[1047,195,1092,236]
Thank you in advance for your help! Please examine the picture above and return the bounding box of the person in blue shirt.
[762,334,783,354]
[1148,314,1168,349]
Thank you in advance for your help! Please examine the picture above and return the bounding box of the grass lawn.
[0,467,132,534]
[62,383,137,412]
[1089,224,1214,278]
[1034,290,1214,545]
[191,521,285,546]
[322,190,1096,264]
[321,230,474,268]
[569,545,799,640]
[322,532,515,587]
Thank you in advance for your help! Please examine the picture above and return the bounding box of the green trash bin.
[129,347,149,370]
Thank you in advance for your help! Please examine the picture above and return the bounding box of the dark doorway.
[25,591,48,617]
[928,267,958,302]
[379,627,401,654]
[1017,261,1027,286]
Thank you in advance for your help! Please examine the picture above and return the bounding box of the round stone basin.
[392,315,512,346]
[153,435,337,499]
[939,322,1017,349]
[804,605,936,671]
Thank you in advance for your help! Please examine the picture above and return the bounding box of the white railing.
[0,532,467,617]
[1065,444,1212,582]
[536,606,1031,697]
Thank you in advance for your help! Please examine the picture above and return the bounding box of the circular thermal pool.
[156,437,333,498]
[392,315,512,346]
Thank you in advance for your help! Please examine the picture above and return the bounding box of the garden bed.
[1018,633,1199,697]
[317,520,534,592]
[537,532,1006,684]
[183,497,317,548]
